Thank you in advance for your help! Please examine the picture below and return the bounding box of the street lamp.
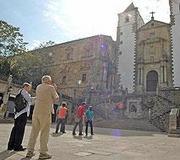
[88,86,94,105]
[77,80,82,103]
[78,80,82,86]
[74,80,82,106]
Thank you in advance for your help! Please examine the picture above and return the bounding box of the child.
[85,106,94,136]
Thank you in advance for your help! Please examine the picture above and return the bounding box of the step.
[94,119,160,132]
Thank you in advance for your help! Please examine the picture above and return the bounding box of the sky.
[0,0,170,49]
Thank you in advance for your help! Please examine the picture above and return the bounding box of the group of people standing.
[72,102,94,137]
[55,101,94,137]
[6,75,94,160]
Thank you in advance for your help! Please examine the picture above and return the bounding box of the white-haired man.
[26,75,59,159]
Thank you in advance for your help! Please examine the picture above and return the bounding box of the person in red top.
[55,102,68,134]
[72,102,86,136]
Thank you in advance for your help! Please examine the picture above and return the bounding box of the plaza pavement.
[0,123,180,160]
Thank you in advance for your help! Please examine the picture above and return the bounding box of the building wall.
[31,35,116,99]
[135,19,173,94]
[116,3,144,92]
[169,0,180,87]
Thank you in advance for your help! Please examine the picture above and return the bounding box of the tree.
[12,52,50,87]
[0,20,27,80]
[0,20,53,87]
[34,40,55,49]
[0,20,27,57]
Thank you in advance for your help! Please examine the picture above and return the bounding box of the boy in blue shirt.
[85,106,94,136]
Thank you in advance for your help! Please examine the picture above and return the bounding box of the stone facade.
[116,3,144,92]
[169,0,180,87]
[134,17,173,94]
[30,35,117,100]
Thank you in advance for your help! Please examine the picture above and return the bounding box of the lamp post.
[88,86,94,105]
[78,80,82,87]
[77,80,82,103]
[0,75,13,118]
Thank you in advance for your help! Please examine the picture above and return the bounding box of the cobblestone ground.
[0,123,180,160]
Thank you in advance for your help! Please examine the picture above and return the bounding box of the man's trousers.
[55,118,65,133]
[8,113,27,150]
[27,113,51,154]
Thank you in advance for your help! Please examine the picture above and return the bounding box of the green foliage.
[0,20,27,57]
[35,40,55,49]
[0,20,28,81]
[0,20,52,88]
[12,52,50,88]
[0,59,11,79]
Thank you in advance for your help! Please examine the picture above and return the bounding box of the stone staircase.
[92,102,160,132]
[94,118,160,132]
[142,94,174,132]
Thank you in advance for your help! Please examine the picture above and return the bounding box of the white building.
[169,0,180,86]
[116,3,144,92]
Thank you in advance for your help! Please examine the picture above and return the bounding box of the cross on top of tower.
[150,11,155,20]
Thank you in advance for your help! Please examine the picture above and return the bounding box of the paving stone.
[1,124,180,160]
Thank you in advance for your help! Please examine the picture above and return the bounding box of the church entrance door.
[146,70,158,92]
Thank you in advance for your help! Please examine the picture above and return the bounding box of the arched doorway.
[146,70,158,92]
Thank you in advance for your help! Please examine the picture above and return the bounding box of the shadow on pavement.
[20,157,30,160]
[51,132,63,137]
[94,128,166,137]
[73,135,83,140]
[0,150,16,160]
[63,125,165,137]
[84,135,93,140]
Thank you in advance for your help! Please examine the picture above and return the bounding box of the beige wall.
[31,35,116,98]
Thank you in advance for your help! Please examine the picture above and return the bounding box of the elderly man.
[8,82,32,151]
[26,75,59,159]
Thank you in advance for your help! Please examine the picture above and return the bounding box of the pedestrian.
[7,82,32,151]
[85,106,94,136]
[72,102,86,136]
[26,75,59,159]
[55,101,68,134]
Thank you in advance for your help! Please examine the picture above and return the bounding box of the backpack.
[14,90,27,112]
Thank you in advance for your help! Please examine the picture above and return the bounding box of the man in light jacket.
[26,75,59,160]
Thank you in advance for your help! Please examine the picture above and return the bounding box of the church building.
[134,14,173,94]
